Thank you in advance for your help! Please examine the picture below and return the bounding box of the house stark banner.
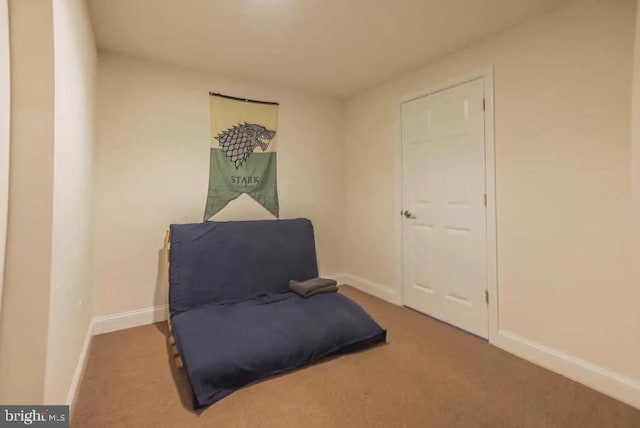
[204,93,279,220]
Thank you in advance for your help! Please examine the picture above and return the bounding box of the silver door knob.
[402,210,416,219]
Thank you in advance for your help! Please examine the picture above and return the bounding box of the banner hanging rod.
[209,92,279,106]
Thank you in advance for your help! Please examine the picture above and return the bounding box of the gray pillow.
[289,278,338,297]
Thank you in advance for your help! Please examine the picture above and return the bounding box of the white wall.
[93,52,345,317]
[344,0,639,388]
[0,0,96,404]
[0,0,55,403]
[45,0,96,404]
[632,1,640,296]
[0,0,9,319]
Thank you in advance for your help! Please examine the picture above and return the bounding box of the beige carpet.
[73,286,640,427]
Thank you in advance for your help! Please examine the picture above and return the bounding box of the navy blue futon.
[169,219,386,408]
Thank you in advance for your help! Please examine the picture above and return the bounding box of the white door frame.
[0,0,10,318]
[393,67,498,342]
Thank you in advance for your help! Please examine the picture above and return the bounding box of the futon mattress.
[171,291,386,408]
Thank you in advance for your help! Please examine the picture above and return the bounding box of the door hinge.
[485,290,489,305]
[482,98,486,111]
[483,193,487,207]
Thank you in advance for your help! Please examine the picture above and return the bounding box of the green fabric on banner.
[204,148,279,220]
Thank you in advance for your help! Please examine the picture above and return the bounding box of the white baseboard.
[92,275,396,336]
[92,305,168,336]
[329,273,402,305]
[66,318,95,409]
[494,329,640,410]
[81,275,640,410]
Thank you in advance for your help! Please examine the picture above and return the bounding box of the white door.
[401,78,488,338]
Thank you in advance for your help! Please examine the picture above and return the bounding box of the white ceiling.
[88,0,564,97]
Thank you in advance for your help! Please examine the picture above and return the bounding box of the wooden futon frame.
[162,228,183,369]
